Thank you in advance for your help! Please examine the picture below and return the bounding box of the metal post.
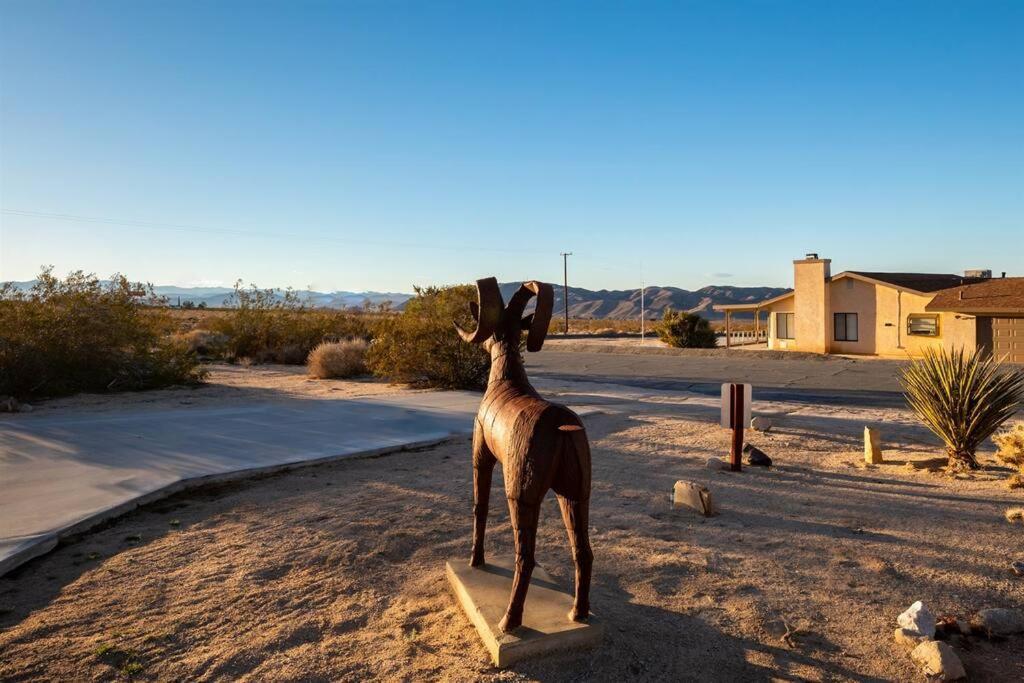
[640,283,645,342]
[560,252,572,335]
[730,383,744,472]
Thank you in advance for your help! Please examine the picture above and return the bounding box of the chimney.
[792,254,831,354]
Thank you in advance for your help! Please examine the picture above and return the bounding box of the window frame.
[907,313,940,337]
[776,312,795,340]
[834,312,859,342]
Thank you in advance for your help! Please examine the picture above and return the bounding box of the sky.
[1,1,1021,293]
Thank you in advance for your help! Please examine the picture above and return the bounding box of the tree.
[656,309,718,348]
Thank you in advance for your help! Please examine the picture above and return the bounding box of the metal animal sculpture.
[455,277,593,632]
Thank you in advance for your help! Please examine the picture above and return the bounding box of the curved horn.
[455,277,502,343]
[521,281,554,352]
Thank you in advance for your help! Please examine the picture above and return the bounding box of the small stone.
[705,457,728,471]
[864,426,883,464]
[673,480,715,516]
[910,640,966,680]
[897,601,936,638]
[0,396,21,413]
[971,607,1024,635]
[894,627,930,651]
[750,416,772,432]
[20,403,33,413]
[742,443,772,467]
[1011,560,1024,576]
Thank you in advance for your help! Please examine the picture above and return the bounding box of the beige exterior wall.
[760,265,979,357]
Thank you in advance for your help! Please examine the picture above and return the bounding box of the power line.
[0,208,550,256]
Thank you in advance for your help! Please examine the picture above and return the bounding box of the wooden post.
[729,383,744,472]
[725,311,731,349]
[754,309,760,343]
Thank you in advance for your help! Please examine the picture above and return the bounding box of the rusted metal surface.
[456,277,593,633]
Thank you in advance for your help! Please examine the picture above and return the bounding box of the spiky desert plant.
[900,347,1024,471]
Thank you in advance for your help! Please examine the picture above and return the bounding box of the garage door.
[993,317,1024,363]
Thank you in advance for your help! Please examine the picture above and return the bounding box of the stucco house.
[714,255,1024,362]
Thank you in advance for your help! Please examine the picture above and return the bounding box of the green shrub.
[176,329,229,358]
[210,282,371,364]
[0,268,205,399]
[901,347,1024,471]
[656,309,718,348]
[307,339,369,379]
[366,284,490,390]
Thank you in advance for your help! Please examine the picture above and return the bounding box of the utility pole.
[560,252,572,335]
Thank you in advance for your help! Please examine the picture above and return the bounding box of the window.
[907,314,939,337]
[834,313,858,342]
[776,312,795,339]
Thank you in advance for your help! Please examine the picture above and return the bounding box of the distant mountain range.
[4,280,788,320]
[497,282,789,320]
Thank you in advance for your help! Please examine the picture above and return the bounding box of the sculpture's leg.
[498,499,540,632]
[558,495,593,622]
[470,422,495,567]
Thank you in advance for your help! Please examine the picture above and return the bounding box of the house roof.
[926,277,1024,314]
[845,272,988,294]
[713,289,794,311]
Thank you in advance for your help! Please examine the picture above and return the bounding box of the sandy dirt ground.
[8,364,407,418]
[2,373,1023,681]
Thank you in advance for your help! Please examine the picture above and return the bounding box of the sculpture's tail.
[557,424,591,500]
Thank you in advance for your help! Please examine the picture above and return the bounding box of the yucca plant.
[900,347,1024,471]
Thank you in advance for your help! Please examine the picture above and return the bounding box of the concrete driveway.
[0,391,483,575]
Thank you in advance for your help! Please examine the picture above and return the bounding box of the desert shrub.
[307,339,369,379]
[366,284,490,390]
[176,329,229,358]
[994,423,1024,471]
[210,282,371,364]
[656,309,718,348]
[0,267,205,399]
[901,348,1024,471]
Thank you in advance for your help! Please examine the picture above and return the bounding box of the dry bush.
[994,423,1024,471]
[176,329,229,358]
[307,339,369,379]
[1006,508,1024,523]
[209,282,373,364]
[1007,474,1024,491]
[367,284,490,390]
[0,268,204,399]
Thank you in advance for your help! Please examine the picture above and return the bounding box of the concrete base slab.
[446,556,603,667]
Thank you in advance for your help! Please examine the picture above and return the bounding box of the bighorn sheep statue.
[455,277,593,632]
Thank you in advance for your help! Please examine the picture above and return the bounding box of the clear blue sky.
[1,1,1021,293]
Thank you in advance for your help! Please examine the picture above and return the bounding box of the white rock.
[705,457,729,471]
[910,640,966,681]
[750,416,772,432]
[972,607,1024,635]
[897,601,936,638]
[893,627,930,651]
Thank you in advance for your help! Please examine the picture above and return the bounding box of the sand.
[2,371,1023,681]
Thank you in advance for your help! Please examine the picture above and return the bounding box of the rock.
[934,615,960,640]
[742,443,772,467]
[19,403,33,413]
[971,607,1024,635]
[897,601,936,638]
[894,627,931,651]
[0,396,21,413]
[910,640,966,680]
[705,457,729,471]
[864,426,883,464]
[750,416,772,432]
[672,480,715,516]
[1011,560,1024,577]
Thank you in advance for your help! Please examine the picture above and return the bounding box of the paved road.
[528,350,910,408]
[0,392,482,575]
